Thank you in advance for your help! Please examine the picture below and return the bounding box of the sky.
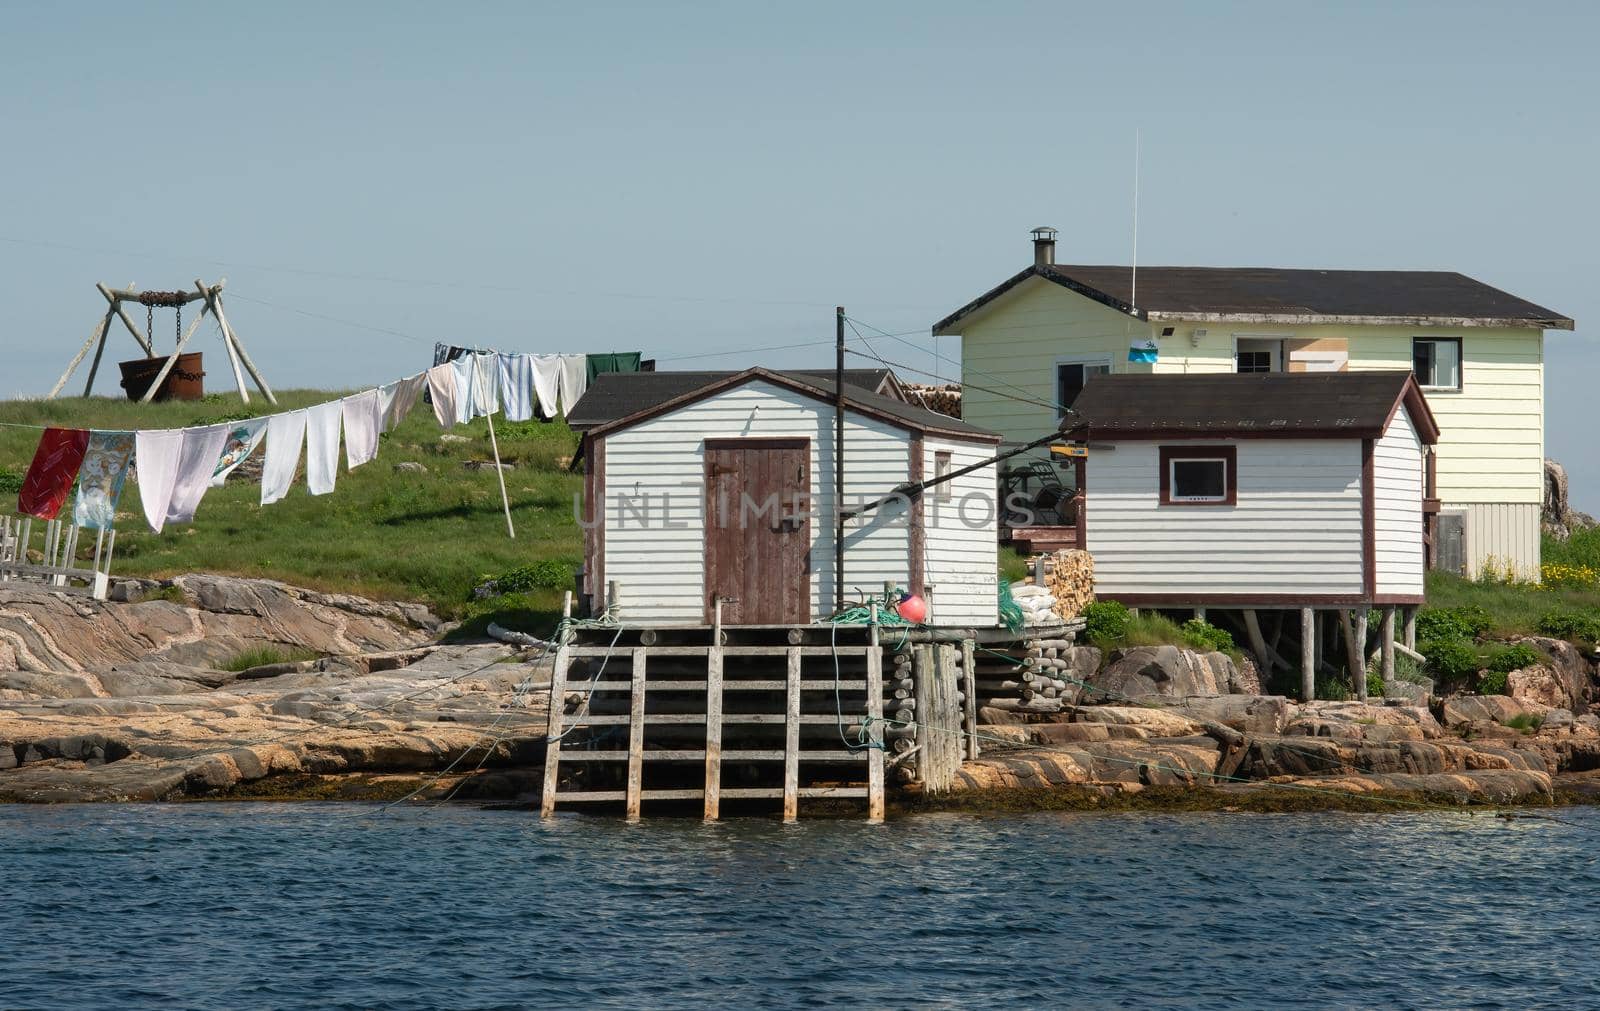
[1,1,1596,505]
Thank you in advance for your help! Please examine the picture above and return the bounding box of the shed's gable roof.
[933,264,1575,333]
[1066,371,1439,443]
[585,367,1001,442]
[567,368,901,431]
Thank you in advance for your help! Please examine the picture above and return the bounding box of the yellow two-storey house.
[935,228,1574,580]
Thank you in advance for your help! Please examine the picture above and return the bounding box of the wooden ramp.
[541,626,887,822]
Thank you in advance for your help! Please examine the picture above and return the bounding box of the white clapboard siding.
[1372,405,1426,596]
[1087,440,1364,597]
[922,439,999,626]
[603,380,918,624]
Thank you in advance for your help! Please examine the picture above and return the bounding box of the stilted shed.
[573,366,1003,626]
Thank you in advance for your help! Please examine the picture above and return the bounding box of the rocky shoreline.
[4,578,1599,812]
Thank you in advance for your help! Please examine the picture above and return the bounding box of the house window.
[1159,446,1238,506]
[1413,338,1462,391]
[933,451,952,501]
[1236,351,1273,373]
[1057,360,1111,417]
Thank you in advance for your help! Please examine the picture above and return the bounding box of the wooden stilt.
[703,642,724,820]
[1300,607,1315,702]
[1403,607,1417,651]
[484,410,516,539]
[1382,607,1397,685]
[1243,609,1275,673]
[783,646,801,823]
[961,639,979,761]
[866,622,885,823]
[1194,606,1206,622]
[625,647,646,823]
[539,642,571,817]
[1340,610,1368,701]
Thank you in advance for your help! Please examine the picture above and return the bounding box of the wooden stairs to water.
[540,626,887,822]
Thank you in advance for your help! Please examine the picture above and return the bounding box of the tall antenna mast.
[1131,129,1140,313]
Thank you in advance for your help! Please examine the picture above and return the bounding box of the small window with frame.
[933,451,952,501]
[1057,360,1111,418]
[1413,337,1462,391]
[1159,446,1237,506]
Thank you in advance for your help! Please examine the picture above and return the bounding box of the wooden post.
[483,410,516,539]
[1032,555,1046,585]
[866,622,885,823]
[210,291,277,404]
[539,642,571,817]
[100,283,153,356]
[1194,606,1206,622]
[1300,607,1315,702]
[703,641,724,820]
[49,309,117,399]
[197,282,248,402]
[783,646,801,823]
[625,647,646,823]
[1403,607,1418,651]
[1341,609,1369,702]
[961,639,979,761]
[561,590,573,620]
[81,307,118,397]
[1382,607,1397,685]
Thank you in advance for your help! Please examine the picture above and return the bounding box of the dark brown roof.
[1066,371,1439,443]
[567,368,899,431]
[933,263,1574,333]
[584,367,1000,442]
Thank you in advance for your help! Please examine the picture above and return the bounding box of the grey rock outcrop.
[1086,646,1246,701]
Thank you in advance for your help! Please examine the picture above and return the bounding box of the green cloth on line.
[586,352,643,382]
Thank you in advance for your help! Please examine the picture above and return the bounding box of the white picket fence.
[0,513,115,600]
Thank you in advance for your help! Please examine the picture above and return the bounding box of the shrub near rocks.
[1083,601,1130,643]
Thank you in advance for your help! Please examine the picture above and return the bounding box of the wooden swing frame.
[49,278,277,405]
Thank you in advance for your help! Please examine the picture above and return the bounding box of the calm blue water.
[2,803,1597,1010]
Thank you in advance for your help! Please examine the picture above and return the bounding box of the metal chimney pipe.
[1031,226,1058,267]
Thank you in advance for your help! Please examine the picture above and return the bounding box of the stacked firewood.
[904,383,962,418]
[1041,549,1095,620]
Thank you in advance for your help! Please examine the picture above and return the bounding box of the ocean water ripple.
[1,804,1597,1009]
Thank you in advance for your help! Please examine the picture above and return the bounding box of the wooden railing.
[0,514,115,600]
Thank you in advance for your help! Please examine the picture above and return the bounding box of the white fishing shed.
[573,367,1003,626]
[1067,372,1440,608]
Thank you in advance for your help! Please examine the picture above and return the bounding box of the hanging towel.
[471,352,500,418]
[380,373,426,432]
[557,354,588,416]
[164,424,230,527]
[134,430,184,533]
[531,355,562,419]
[72,431,135,530]
[210,418,268,487]
[497,354,536,422]
[449,355,478,423]
[426,363,460,428]
[260,411,307,506]
[305,400,343,495]
[17,428,90,520]
[585,352,643,382]
[342,390,383,470]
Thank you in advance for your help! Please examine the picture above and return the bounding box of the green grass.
[220,645,324,672]
[1424,570,1600,638]
[998,545,1029,584]
[0,390,583,630]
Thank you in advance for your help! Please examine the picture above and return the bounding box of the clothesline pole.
[484,410,515,539]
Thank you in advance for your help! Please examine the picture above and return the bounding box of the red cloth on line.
[17,427,90,520]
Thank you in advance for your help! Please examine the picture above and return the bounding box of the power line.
[842,345,1067,415]
[660,339,835,363]
[224,290,434,346]
[848,313,1060,411]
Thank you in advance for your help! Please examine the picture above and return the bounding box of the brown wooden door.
[704,438,810,625]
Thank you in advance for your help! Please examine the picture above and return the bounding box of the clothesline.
[9,350,642,538]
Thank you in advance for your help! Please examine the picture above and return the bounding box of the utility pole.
[835,306,846,614]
